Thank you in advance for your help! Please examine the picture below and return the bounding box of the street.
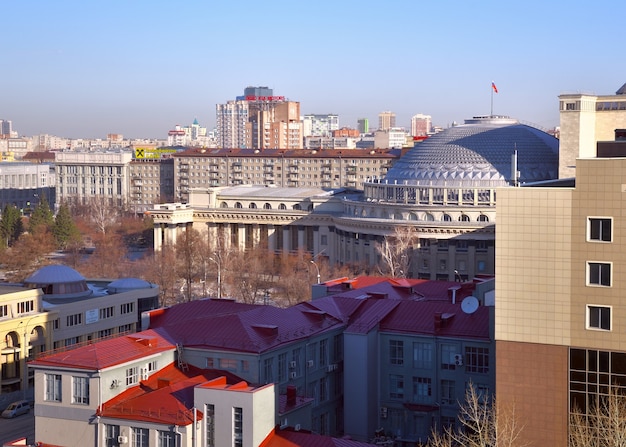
[0,411,34,446]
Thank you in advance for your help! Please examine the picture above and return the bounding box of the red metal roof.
[29,330,176,370]
[260,426,379,447]
[98,363,245,425]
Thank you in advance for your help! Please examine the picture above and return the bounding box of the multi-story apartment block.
[410,114,432,136]
[0,162,55,214]
[302,114,339,137]
[303,136,358,150]
[558,82,626,178]
[374,127,410,149]
[0,119,14,137]
[357,118,369,134]
[27,275,493,446]
[54,150,133,210]
[216,87,303,150]
[171,148,399,202]
[378,111,396,131]
[128,157,174,214]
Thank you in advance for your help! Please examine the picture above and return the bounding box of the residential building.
[374,127,410,149]
[378,111,396,131]
[558,82,626,178]
[303,136,358,150]
[154,115,558,281]
[302,114,339,137]
[410,114,432,136]
[357,118,369,134]
[0,162,55,214]
[171,148,399,202]
[0,120,13,137]
[27,275,492,446]
[495,130,626,446]
[129,157,174,214]
[216,87,303,150]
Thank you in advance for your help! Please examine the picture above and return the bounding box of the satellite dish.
[461,296,479,314]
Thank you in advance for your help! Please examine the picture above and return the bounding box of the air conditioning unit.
[117,435,128,444]
[454,354,464,366]
[110,379,120,389]
[289,361,296,369]
[327,364,337,372]
[307,360,314,368]
[289,372,297,379]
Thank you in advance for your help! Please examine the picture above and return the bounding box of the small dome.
[24,264,90,298]
[107,278,153,294]
[383,116,559,187]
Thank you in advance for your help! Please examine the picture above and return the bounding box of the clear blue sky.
[2,0,625,139]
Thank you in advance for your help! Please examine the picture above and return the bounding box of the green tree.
[52,203,81,250]
[29,196,54,234]
[0,205,24,247]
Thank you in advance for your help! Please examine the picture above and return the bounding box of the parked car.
[1,400,31,418]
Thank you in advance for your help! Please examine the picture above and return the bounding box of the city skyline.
[2,0,625,139]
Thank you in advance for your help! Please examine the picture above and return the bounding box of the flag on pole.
[491,82,498,93]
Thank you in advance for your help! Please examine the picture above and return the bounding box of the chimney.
[286,385,297,406]
[434,312,443,331]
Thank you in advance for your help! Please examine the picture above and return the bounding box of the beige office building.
[558,82,626,178]
[496,136,626,445]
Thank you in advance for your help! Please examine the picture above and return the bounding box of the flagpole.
[490,84,494,117]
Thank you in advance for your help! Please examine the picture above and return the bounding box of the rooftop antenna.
[511,145,520,186]
[461,296,479,314]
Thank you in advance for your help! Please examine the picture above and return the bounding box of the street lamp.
[209,257,222,299]
[310,260,321,284]
[22,316,38,399]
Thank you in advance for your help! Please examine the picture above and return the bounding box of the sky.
[2,0,626,139]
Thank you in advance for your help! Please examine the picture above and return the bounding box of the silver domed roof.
[107,278,153,294]
[25,265,85,284]
[384,116,559,187]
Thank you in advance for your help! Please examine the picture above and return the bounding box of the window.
[587,262,611,287]
[263,358,274,383]
[389,374,404,399]
[45,374,62,402]
[67,313,83,327]
[588,218,612,242]
[389,340,404,365]
[120,302,135,314]
[320,377,328,402]
[131,427,148,447]
[158,430,176,447]
[219,358,237,370]
[587,305,611,331]
[465,347,490,373]
[413,377,432,402]
[233,407,243,447]
[206,404,215,447]
[72,376,89,404]
[441,344,457,370]
[126,367,138,386]
[441,379,456,404]
[0,304,7,317]
[319,339,328,367]
[99,306,114,319]
[278,353,287,382]
[413,342,433,369]
[18,300,34,314]
[105,425,120,446]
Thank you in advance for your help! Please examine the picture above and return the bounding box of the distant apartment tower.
[378,111,396,131]
[0,119,13,136]
[216,87,302,150]
[357,118,369,133]
[302,114,339,137]
[558,82,626,178]
[411,114,432,136]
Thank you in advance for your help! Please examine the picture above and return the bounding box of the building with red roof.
[28,276,493,446]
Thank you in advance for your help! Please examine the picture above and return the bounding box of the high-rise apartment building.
[558,82,626,178]
[378,111,396,131]
[216,87,302,150]
[0,119,13,136]
[410,114,432,136]
[357,118,369,134]
[302,114,339,137]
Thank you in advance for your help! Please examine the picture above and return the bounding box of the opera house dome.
[382,115,559,188]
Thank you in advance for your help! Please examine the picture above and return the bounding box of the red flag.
[491,82,498,93]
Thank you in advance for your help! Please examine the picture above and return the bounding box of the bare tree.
[428,383,527,447]
[142,245,179,307]
[175,228,203,302]
[570,387,626,447]
[376,226,418,278]
[85,196,122,234]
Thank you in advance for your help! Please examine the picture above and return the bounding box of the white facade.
[216,100,250,148]
[302,114,339,137]
[410,113,432,136]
